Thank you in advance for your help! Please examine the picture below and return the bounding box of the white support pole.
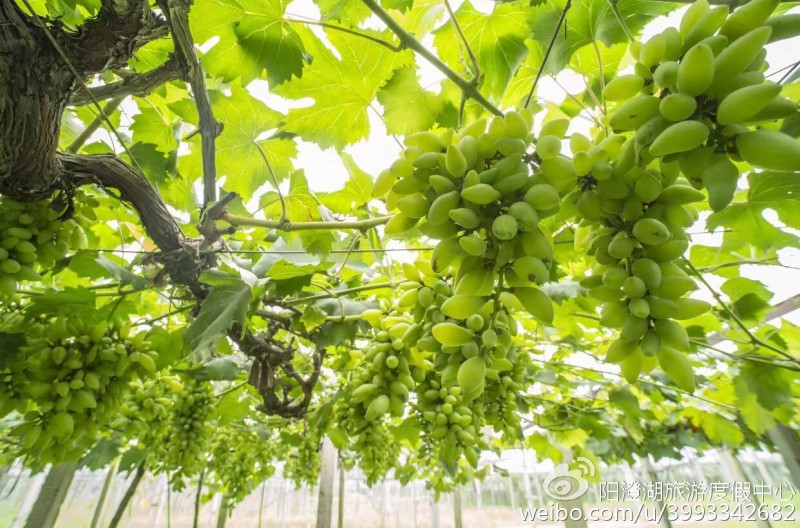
[768,425,800,488]
[453,489,463,528]
[430,496,440,528]
[12,471,46,528]
[643,456,674,528]
[315,439,337,528]
[719,449,772,528]
[22,463,77,528]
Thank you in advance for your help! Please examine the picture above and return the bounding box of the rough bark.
[0,0,165,199]
[58,153,207,291]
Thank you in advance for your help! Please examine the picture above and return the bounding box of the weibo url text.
[520,502,797,523]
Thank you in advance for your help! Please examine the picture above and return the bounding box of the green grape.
[0,197,89,298]
[206,426,277,509]
[1,317,158,466]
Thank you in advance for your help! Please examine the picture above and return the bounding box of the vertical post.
[192,469,205,528]
[768,425,800,488]
[91,462,117,528]
[507,476,516,509]
[215,495,229,528]
[473,479,483,521]
[747,448,776,488]
[23,462,77,528]
[12,471,45,528]
[108,463,146,528]
[642,456,674,528]
[153,477,166,528]
[521,449,533,505]
[166,482,171,528]
[530,452,546,508]
[316,438,337,528]
[257,481,267,528]
[411,483,418,528]
[453,489,463,528]
[430,496,440,528]
[718,449,772,528]
[337,463,345,528]
[559,451,588,528]
[279,478,287,528]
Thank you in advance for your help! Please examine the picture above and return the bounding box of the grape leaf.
[314,0,371,23]
[529,0,674,74]
[433,1,530,99]
[377,66,446,136]
[708,172,800,252]
[739,362,796,411]
[176,85,296,201]
[190,0,306,86]
[274,30,414,149]
[184,277,251,352]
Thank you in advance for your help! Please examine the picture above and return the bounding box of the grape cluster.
[207,426,276,509]
[351,262,534,476]
[0,317,157,465]
[282,429,321,488]
[116,373,216,489]
[606,0,800,211]
[0,196,89,297]
[334,396,400,486]
[333,317,411,483]
[555,0,800,389]
[374,111,558,338]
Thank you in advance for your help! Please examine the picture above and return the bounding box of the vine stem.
[222,212,392,231]
[251,140,286,223]
[214,380,249,400]
[443,0,479,79]
[284,17,402,52]
[607,0,635,42]
[683,258,796,361]
[361,0,502,116]
[524,0,572,109]
[283,281,405,306]
[193,469,204,528]
[160,0,220,207]
[66,97,125,154]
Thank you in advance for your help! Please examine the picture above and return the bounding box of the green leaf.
[377,66,445,136]
[314,0,371,23]
[148,327,187,370]
[529,0,674,74]
[79,439,122,470]
[118,447,146,473]
[184,278,251,352]
[27,288,96,318]
[433,1,530,99]
[94,256,149,291]
[735,378,775,434]
[176,85,296,201]
[739,362,795,411]
[300,305,328,331]
[201,357,241,381]
[274,30,413,149]
[686,410,744,447]
[707,206,800,254]
[130,106,179,154]
[190,0,306,85]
